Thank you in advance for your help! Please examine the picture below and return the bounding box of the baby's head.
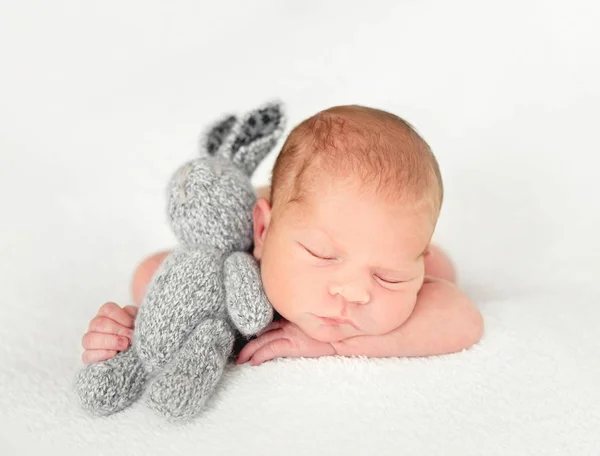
[252,105,443,342]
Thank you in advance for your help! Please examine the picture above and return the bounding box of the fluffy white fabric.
[1,1,599,454]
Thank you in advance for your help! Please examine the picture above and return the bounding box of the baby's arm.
[330,278,483,358]
[237,278,483,365]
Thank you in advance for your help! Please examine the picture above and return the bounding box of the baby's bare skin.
[82,185,478,365]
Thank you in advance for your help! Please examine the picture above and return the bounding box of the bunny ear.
[201,114,238,156]
[217,101,286,176]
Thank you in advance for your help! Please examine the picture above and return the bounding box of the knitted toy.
[75,101,285,421]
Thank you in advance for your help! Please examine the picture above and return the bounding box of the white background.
[1,1,599,455]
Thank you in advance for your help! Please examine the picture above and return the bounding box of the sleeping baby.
[81,105,483,366]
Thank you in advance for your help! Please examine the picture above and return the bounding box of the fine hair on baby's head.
[269,105,443,226]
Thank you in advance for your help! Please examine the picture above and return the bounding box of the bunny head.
[167,102,286,253]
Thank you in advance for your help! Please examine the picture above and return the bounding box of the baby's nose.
[329,283,370,305]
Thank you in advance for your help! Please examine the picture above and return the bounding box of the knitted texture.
[76,347,147,416]
[74,101,285,421]
[135,249,228,373]
[224,252,274,337]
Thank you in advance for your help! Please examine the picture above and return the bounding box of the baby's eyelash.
[374,275,406,285]
[300,244,336,261]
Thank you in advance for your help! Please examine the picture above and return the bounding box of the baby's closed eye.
[373,273,421,290]
[373,274,406,284]
[298,242,337,261]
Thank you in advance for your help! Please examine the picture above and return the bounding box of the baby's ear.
[252,198,272,260]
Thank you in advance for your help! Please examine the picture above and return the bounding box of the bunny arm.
[223,252,274,337]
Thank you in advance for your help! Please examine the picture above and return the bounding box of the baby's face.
[254,178,434,343]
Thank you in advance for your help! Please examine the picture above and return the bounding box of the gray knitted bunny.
[75,102,285,421]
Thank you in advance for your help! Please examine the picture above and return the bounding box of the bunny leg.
[144,318,234,421]
[75,347,147,416]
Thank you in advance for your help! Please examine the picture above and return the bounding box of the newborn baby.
[81,105,483,366]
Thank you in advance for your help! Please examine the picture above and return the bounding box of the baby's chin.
[298,316,410,342]
[299,321,361,343]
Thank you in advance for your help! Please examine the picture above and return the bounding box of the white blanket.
[1,1,599,455]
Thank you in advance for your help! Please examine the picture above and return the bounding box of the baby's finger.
[250,338,294,366]
[236,329,284,364]
[88,316,134,340]
[97,302,135,328]
[256,320,283,337]
[82,332,130,351]
[82,349,118,365]
[123,305,139,319]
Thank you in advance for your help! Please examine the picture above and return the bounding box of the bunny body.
[75,103,285,421]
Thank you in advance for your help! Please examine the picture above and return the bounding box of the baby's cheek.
[261,266,288,315]
[261,256,307,317]
[281,268,319,313]
[369,291,417,334]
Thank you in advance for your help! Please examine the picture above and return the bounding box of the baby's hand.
[81,302,138,365]
[236,320,336,366]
